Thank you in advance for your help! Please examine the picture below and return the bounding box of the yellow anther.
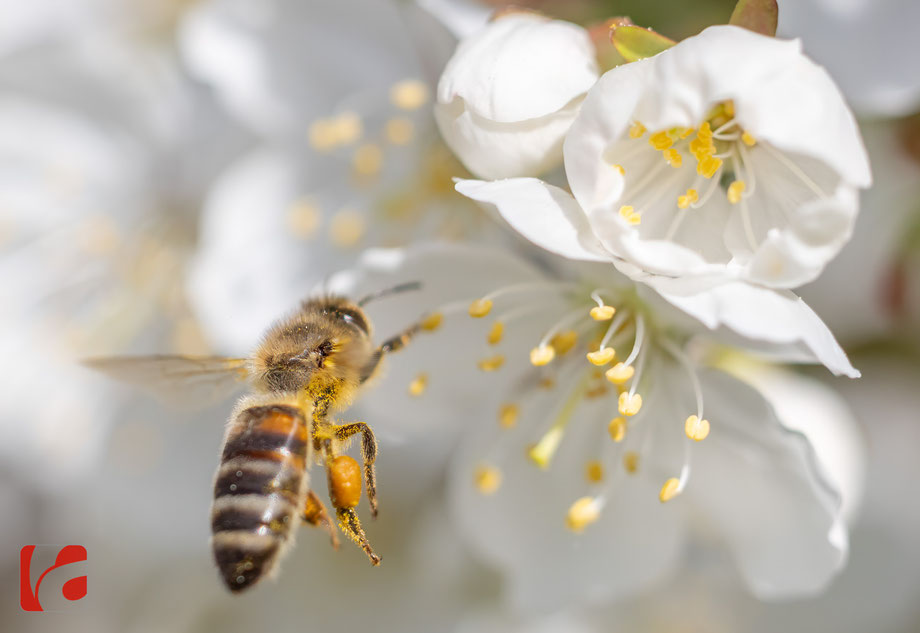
[612,163,625,176]
[685,415,711,441]
[585,460,604,483]
[477,355,505,372]
[723,100,735,117]
[663,148,682,167]
[329,209,366,247]
[586,347,616,366]
[623,451,640,474]
[697,155,723,179]
[528,427,564,469]
[619,205,641,225]
[741,131,757,146]
[390,79,429,111]
[287,198,322,239]
[629,121,647,138]
[487,321,504,345]
[680,127,695,139]
[659,477,681,503]
[530,345,556,366]
[727,180,746,204]
[538,377,556,390]
[618,392,643,416]
[468,298,493,318]
[499,403,520,429]
[408,372,428,397]
[677,187,699,209]
[590,305,616,321]
[689,137,714,158]
[608,417,627,442]
[649,130,673,151]
[550,330,578,355]
[420,312,444,331]
[605,362,635,385]
[352,143,383,177]
[474,465,502,495]
[697,121,713,140]
[385,117,414,145]
[565,497,601,532]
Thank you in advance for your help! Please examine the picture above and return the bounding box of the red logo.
[20,545,87,612]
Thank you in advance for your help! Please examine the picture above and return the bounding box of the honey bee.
[85,283,425,592]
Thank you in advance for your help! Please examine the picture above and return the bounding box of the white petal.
[637,279,859,378]
[689,369,848,598]
[437,12,598,123]
[455,178,609,262]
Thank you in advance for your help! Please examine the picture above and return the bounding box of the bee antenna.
[357,281,422,307]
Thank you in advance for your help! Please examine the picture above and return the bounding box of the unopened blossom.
[435,10,599,179]
[459,25,871,290]
[332,244,853,612]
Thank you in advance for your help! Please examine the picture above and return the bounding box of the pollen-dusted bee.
[85,283,425,592]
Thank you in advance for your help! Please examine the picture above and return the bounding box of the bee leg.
[336,507,381,566]
[358,321,423,384]
[333,422,378,518]
[302,490,339,549]
[323,446,382,566]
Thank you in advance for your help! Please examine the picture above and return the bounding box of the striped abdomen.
[211,403,309,592]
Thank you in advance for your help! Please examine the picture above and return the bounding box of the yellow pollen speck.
[408,372,428,396]
[619,205,641,225]
[608,417,627,442]
[605,363,635,385]
[659,477,681,503]
[385,117,414,145]
[663,148,682,167]
[420,312,443,331]
[539,377,556,390]
[487,321,504,345]
[329,209,366,247]
[499,403,519,429]
[727,180,746,204]
[697,155,723,179]
[629,121,647,138]
[585,461,604,483]
[550,330,578,355]
[391,79,429,110]
[685,415,711,441]
[586,347,616,366]
[477,355,505,372]
[287,198,323,239]
[742,131,757,146]
[612,163,625,176]
[680,127,695,139]
[352,143,383,177]
[565,497,600,532]
[468,298,493,317]
[618,392,642,416]
[530,345,555,366]
[623,451,639,474]
[590,305,616,321]
[474,465,502,495]
[649,130,673,150]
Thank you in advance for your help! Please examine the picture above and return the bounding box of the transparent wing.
[82,355,252,408]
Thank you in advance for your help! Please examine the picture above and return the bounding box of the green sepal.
[610,25,676,62]
[728,0,779,36]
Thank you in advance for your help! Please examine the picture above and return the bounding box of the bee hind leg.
[336,507,381,566]
[302,489,339,549]
[332,421,378,518]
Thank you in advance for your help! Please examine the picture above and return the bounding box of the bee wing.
[82,355,252,408]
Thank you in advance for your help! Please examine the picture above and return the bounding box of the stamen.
[619,205,641,225]
[477,355,505,372]
[680,127,695,139]
[474,464,502,494]
[623,451,639,474]
[618,392,642,416]
[600,310,627,348]
[499,404,520,429]
[608,417,627,442]
[691,167,723,208]
[649,131,673,150]
[420,312,444,331]
[741,131,756,146]
[761,142,828,198]
[685,415,710,441]
[697,155,723,179]
[487,321,504,345]
[629,121,647,138]
[468,298,493,317]
[732,152,758,251]
[659,477,681,502]
[621,314,646,368]
[587,347,616,366]
[565,497,601,532]
[605,363,635,385]
[677,188,699,209]
[612,163,625,176]
[727,180,746,204]
[530,345,555,366]
[408,372,428,396]
[663,148,682,167]
[550,330,578,355]
[590,305,616,321]
[528,374,588,468]
[658,337,705,420]
[585,460,604,483]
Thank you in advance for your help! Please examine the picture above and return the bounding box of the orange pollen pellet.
[329,455,362,509]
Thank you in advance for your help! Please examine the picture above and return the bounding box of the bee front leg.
[302,490,339,549]
[333,422,378,518]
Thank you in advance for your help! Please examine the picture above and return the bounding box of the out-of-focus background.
[2,0,919,631]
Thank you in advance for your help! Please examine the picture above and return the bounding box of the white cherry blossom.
[458,25,871,291]
[435,11,599,179]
